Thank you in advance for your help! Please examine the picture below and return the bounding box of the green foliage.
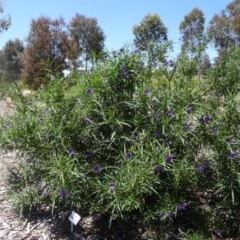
[198,53,211,77]
[208,0,240,53]
[132,13,168,51]
[0,38,24,82]
[209,44,240,96]
[0,0,11,35]
[179,8,205,56]
[1,41,240,239]
[0,79,15,99]
[132,13,170,80]
[68,13,105,71]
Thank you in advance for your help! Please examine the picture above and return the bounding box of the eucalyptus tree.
[0,0,11,35]
[68,13,105,71]
[179,8,205,57]
[132,13,169,78]
[0,38,24,81]
[208,0,240,54]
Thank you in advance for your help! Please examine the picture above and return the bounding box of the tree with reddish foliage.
[22,16,78,89]
[68,13,105,71]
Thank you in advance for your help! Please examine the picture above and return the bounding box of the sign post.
[68,211,81,233]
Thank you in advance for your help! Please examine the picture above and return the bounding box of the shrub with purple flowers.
[1,42,240,239]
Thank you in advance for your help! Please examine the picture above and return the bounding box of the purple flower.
[68,148,74,154]
[186,107,192,114]
[86,88,92,94]
[177,203,187,210]
[126,151,132,158]
[228,152,235,158]
[87,152,93,157]
[14,175,20,181]
[156,131,162,137]
[154,166,161,173]
[213,35,218,41]
[225,138,231,143]
[166,155,172,163]
[59,189,67,197]
[204,116,211,122]
[121,65,126,71]
[93,214,99,220]
[26,158,32,163]
[169,60,174,67]
[109,182,115,189]
[155,113,160,119]
[198,166,205,173]
[229,177,234,182]
[123,71,129,78]
[159,212,165,217]
[84,118,90,124]
[213,127,218,133]
[144,88,151,94]
[204,161,210,168]
[134,49,138,54]
[215,230,221,236]
[184,125,189,131]
[166,109,173,116]
[116,85,121,90]
[167,211,173,217]
[199,116,204,121]
[93,165,100,172]
[134,135,139,140]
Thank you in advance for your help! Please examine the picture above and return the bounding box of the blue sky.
[0,0,232,60]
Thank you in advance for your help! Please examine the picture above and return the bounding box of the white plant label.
[68,211,81,225]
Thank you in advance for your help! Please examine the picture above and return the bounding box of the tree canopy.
[22,16,78,88]
[208,0,240,53]
[132,13,168,51]
[0,0,11,35]
[0,38,24,82]
[68,13,105,71]
[179,8,205,55]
